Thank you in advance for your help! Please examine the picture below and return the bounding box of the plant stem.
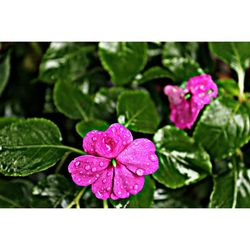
[237,67,245,102]
[103,200,109,209]
[55,151,70,173]
[67,187,86,209]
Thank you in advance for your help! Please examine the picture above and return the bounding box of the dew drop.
[118,191,122,195]
[75,161,81,167]
[106,187,111,191]
[134,142,138,146]
[96,174,100,178]
[92,167,97,172]
[92,136,97,141]
[149,154,157,161]
[99,161,104,167]
[134,184,138,190]
[112,128,116,133]
[102,179,107,183]
[122,141,127,145]
[85,165,90,170]
[97,191,103,197]
[136,168,144,176]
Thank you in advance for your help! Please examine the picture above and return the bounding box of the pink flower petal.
[187,74,218,105]
[91,167,114,200]
[82,130,101,155]
[164,85,186,105]
[111,164,144,199]
[117,139,159,176]
[83,123,133,158]
[68,155,110,186]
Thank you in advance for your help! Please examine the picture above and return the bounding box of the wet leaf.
[194,97,250,160]
[0,118,67,176]
[39,42,95,84]
[76,119,109,138]
[153,126,212,189]
[53,81,95,120]
[99,42,147,85]
[117,90,160,134]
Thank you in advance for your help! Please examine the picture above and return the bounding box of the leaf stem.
[237,67,245,102]
[55,151,70,173]
[103,199,109,209]
[67,187,86,208]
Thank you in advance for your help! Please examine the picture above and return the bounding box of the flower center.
[111,159,117,167]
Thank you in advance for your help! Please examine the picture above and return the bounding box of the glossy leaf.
[0,117,22,130]
[76,119,109,138]
[0,52,11,96]
[39,42,94,84]
[133,66,173,85]
[32,174,74,208]
[117,90,160,134]
[0,179,33,208]
[99,42,147,85]
[53,81,95,120]
[162,42,202,82]
[153,126,212,189]
[194,97,250,160]
[209,156,250,208]
[209,42,250,71]
[94,87,124,120]
[0,118,67,176]
[128,176,155,208]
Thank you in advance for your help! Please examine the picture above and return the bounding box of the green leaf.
[162,42,202,82]
[133,66,173,85]
[99,42,147,85]
[128,176,155,208]
[162,57,202,83]
[209,42,250,71]
[32,174,74,208]
[0,52,11,96]
[216,78,239,97]
[54,81,95,120]
[194,97,250,160]
[0,117,23,130]
[39,42,95,84]
[153,126,212,189]
[117,90,160,134]
[94,87,124,120]
[76,119,109,138]
[0,118,68,176]
[0,179,33,208]
[209,156,250,208]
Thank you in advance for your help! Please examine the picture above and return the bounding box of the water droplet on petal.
[85,165,90,170]
[102,179,107,183]
[118,191,122,195]
[92,167,97,172]
[107,187,111,191]
[149,153,157,161]
[99,161,104,167]
[112,128,116,133]
[96,174,100,178]
[136,168,144,176]
[75,161,81,167]
[92,136,97,141]
[134,184,138,190]
[97,191,103,197]
[122,141,127,145]
[134,142,138,146]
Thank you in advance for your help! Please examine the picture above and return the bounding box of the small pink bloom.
[68,123,158,200]
[164,74,218,129]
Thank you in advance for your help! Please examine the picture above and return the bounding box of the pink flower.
[164,74,218,129]
[68,123,159,200]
